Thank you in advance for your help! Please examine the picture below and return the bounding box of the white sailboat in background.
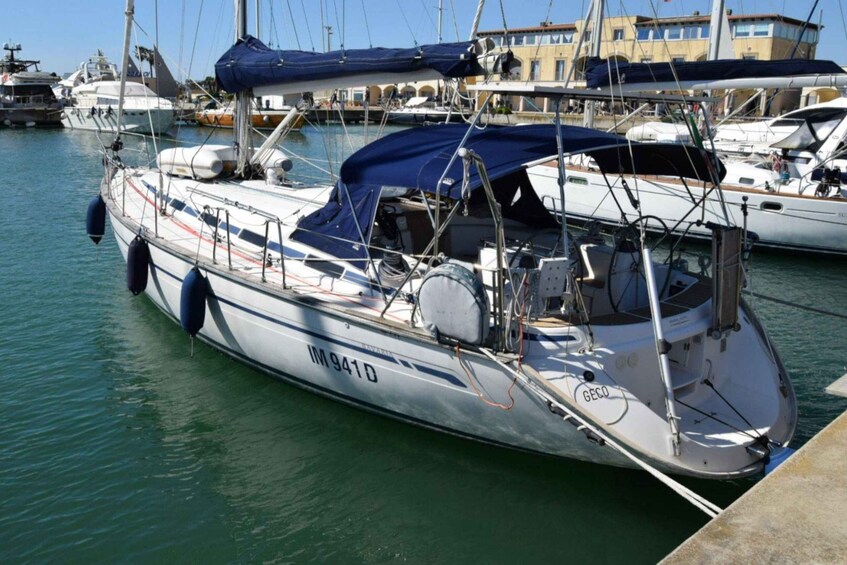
[87,0,799,517]
[528,0,847,255]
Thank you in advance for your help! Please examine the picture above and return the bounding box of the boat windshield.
[95,83,158,97]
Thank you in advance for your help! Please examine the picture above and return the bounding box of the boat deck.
[588,275,711,326]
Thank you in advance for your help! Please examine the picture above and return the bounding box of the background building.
[477,12,824,116]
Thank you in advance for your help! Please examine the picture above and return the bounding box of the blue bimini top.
[291,123,724,270]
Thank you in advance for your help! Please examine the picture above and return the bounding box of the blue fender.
[86,194,106,244]
[180,267,208,337]
[126,236,150,295]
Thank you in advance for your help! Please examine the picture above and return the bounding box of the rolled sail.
[215,35,492,95]
[585,58,846,90]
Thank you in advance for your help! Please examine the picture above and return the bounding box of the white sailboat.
[88,0,797,508]
[527,0,847,255]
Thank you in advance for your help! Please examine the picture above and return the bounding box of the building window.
[666,26,682,40]
[636,28,651,41]
[753,23,770,37]
[742,53,757,60]
[583,30,592,42]
[613,28,624,41]
[562,31,574,43]
[525,34,537,45]
[734,24,751,38]
[672,56,685,64]
[700,25,710,39]
[683,26,698,39]
[529,60,541,81]
[555,59,566,81]
[512,35,524,46]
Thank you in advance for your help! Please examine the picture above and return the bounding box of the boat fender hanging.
[180,267,208,337]
[86,194,106,244]
[126,236,150,295]
[418,263,489,345]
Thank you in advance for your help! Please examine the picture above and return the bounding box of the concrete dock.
[662,377,847,564]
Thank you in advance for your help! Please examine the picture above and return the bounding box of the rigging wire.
[394,0,419,46]
[360,0,373,47]
[285,0,302,49]
[299,0,317,51]
[448,0,460,42]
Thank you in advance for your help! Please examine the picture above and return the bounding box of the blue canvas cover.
[216,36,485,93]
[585,58,846,89]
[292,124,723,270]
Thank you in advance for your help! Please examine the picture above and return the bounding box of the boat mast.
[235,0,253,177]
[469,0,485,40]
[582,0,604,129]
[115,0,135,142]
[255,0,261,40]
[707,0,726,61]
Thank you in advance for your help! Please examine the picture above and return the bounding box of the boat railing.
[261,218,287,289]
[210,208,233,271]
[460,148,508,351]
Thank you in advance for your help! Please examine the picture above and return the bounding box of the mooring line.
[743,290,847,320]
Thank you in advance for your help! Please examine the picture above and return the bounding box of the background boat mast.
[707,0,727,61]
[115,0,135,142]
[582,0,604,129]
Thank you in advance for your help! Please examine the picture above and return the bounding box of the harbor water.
[2,125,846,563]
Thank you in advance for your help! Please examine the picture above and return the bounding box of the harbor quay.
[662,377,847,564]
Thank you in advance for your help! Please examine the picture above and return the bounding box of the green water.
[1,126,845,563]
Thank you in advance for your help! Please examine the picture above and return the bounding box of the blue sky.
[5,1,844,80]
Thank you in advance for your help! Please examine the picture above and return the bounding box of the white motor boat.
[59,52,174,135]
[712,97,847,185]
[62,81,174,135]
[387,95,466,125]
[87,12,796,489]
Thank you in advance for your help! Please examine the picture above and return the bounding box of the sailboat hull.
[105,202,634,468]
[529,164,847,255]
[100,165,796,480]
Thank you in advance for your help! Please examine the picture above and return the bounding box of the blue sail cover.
[292,124,723,270]
[216,36,485,93]
[585,58,846,89]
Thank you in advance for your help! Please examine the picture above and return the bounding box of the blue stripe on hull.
[113,228,466,389]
